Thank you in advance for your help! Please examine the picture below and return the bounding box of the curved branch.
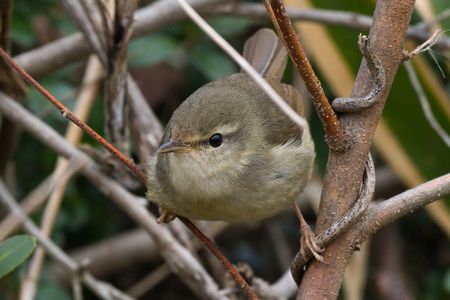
[363,173,450,236]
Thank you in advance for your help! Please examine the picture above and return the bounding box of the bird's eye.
[208,133,223,148]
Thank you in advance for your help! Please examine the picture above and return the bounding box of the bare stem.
[0,91,225,299]
[0,179,135,300]
[0,47,147,183]
[175,0,308,133]
[363,172,450,235]
[264,0,345,151]
[0,47,255,299]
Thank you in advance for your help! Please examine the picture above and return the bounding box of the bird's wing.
[242,28,287,81]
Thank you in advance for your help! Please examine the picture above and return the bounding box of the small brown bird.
[146,28,315,223]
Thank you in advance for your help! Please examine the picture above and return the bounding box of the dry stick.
[0,91,225,300]
[57,1,254,296]
[0,47,146,184]
[66,0,163,164]
[60,0,107,64]
[0,157,86,240]
[15,0,229,78]
[208,3,450,50]
[332,35,386,112]
[127,264,171,297]
[20,56,103,300]
[179,216,258,300]
[102,0,138,158]
[363,173,450,233]
[264,0,345,151]
[404,60,450,148]
[61,0,135,187]
[13,1,450,80]
[176,0,308,134]
[0,48,255,299]
[0,180,135,300]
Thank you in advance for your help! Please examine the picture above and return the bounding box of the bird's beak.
[157,141,191,154]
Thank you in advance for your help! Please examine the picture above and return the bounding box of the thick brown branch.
[264,0,345,151]
[297,0,416,298]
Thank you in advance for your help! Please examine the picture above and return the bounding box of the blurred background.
[0,0,449,299]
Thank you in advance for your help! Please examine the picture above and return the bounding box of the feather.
[242,28,287,80]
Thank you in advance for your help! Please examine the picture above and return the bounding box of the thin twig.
[332,35,386,112]
[175,0,308,138]
[403,29,443,59]
[127,264,171,297]
[20,56,103,300]
[20,1,253,295]
[179,216,258,300]
[0,91,227,300]
[264,0,345,151]
[403,61,450,148]
[411,8,450,32]
[13,1,450,79]
[0,47,147,184]
[0,157,86,240]
[60,0,107,64]
[0,179,135,300]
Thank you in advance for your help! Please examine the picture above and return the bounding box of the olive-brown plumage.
[146,29,315,222]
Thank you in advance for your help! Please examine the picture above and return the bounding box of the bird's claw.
[157,208,177,223]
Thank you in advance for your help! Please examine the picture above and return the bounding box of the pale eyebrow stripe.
[213,123,240,135]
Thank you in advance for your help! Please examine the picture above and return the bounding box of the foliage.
[0,235,36,279]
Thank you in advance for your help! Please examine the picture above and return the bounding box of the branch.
[102,0,137,156]
[363,172,450,235]
[20,56,102,300]
[0,157,85,240]
[0,47,147,183]
[207,3,450,50]
[15,0,230,78]
[1,9,256,298]
[297,0,416,297]
[0,179,135,300]
[264,0,345,150]
[14,1,450,80]
[175,0,308,132]
[0,91,226,300]
[403,60,450,148]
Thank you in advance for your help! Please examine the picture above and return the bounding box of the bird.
[146,28,315,225]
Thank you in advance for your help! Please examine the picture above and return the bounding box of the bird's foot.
[294,203,325,263]
[299,219,325,263]
[157,208,177,223]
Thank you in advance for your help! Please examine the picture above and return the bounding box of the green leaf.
[209,17,256,38]
[0,235,36,278]
[190,44,237,80]
[128,34,180,68]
